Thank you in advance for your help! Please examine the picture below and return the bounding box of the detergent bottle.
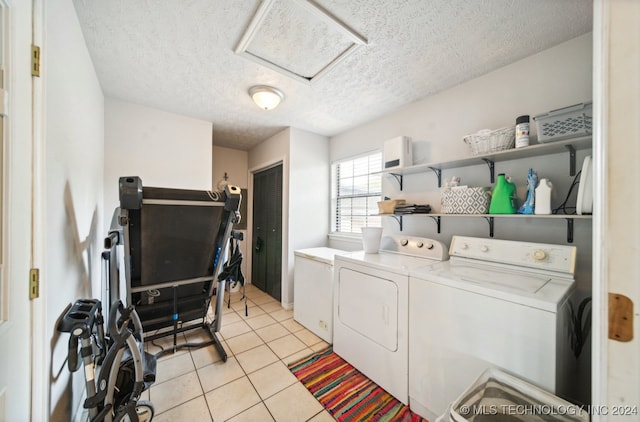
[489,173,517,214]
[506,176,518,211]
[517,168,538,214]
[535,178,553,215]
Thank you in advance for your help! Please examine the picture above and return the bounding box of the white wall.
[287,128,330,304]
[103,99,213,223]
[328,33,593,404]
[46,1,105,419]
[248,128,290,170]
[329,33,592,262]
[289,128,330,249]
[213,145,248,189]
[331,33,592,164]
[247,128,330,308]
[213,145,249,282]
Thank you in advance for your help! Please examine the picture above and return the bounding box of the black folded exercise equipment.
[103,176,242,361]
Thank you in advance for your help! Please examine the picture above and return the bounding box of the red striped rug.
[288,347,427,422]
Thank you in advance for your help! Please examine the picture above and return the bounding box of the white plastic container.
[534,102,592,143]
[447,368,588,422]
[535,178,553,215]
[361,227,383,253]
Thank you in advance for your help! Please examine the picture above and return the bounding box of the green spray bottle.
[489,173,517,214]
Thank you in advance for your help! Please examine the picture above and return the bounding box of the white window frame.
[331,150,382,235]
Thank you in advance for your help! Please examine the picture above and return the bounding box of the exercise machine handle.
[67,334,80,372]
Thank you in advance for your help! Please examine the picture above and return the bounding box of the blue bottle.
[517,168,537,214]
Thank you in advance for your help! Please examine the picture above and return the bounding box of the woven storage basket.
[377,199,406,214]
[441,187,490,214]
[463,127,515,155]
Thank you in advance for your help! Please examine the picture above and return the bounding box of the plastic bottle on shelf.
[489,173,517,214]
[535,178,553,215]
[506,175,518,211]
[515,115,530,148]
[517,168,538,214]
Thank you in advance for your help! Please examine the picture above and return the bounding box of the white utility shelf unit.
[380,213,592,243]
[378,136,593,243]
[380,136,592,189]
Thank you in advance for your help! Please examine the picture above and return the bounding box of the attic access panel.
[235,0,367,84]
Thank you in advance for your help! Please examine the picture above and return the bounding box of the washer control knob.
[460,243,469,250]
[426,242,434,250]
[533,250,548,261]
[400,239,409,246]
[480,245,489,252]
[417,241,424,248]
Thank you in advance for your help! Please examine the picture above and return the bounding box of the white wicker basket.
[463,127,515,155]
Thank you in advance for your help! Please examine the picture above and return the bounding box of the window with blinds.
[332,151,382,234]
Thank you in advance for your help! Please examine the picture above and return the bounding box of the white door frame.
[591,0,608,417]
[30,0,47,419]
[0,0,37,420]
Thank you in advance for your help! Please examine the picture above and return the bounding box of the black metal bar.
[390,215,403,231]
[427,167,442,188]
[144,320,213,343]
[172,286,178,353]
[482,159,495,183]
[390,173,403,190]
[210,330,228,363]
[150,321,229,363]
[566,218,574,243]
[428,216,441,233]
[565,145,576,176]
[483,216,495,237]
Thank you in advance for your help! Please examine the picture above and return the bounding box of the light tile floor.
[144,284,335,422]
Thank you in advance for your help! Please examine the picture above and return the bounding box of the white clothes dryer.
[408,236,578,421]
[333,235,448,405]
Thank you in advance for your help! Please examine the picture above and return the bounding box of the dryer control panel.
[449,236,576,275]
[380,235,448,261]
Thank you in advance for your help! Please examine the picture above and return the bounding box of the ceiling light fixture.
[249,85,284,110]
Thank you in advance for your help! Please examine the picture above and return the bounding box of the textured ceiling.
[73,0,593,151]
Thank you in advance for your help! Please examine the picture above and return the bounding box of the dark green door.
[252,164,283,301]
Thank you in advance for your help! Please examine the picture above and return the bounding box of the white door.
[333,260,409,404]
[0,0,36,420]
[592,1,640,419]
[336,268,399,351]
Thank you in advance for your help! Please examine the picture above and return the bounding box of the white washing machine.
[293,247,349,343]
[333,235,448,405]
[408,236,578,421]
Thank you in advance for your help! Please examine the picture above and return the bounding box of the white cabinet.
[293,247,348,343]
